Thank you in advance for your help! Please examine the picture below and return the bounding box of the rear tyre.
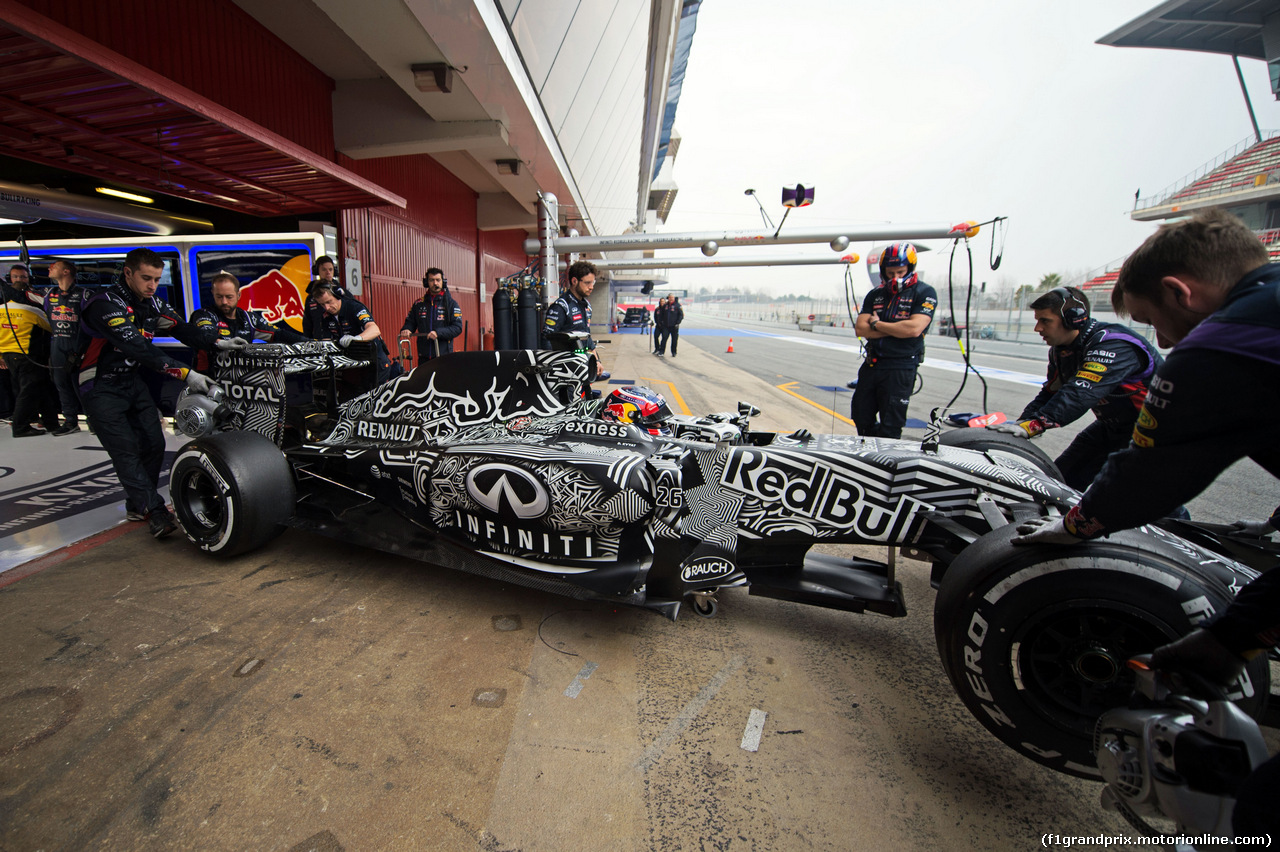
[934,524,1270,779]
[170,431,295,557]
[938,428,1063,481]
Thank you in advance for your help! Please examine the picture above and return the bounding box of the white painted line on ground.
[563,661,599,698]
[740,708,767,752]
[634,654,745,772]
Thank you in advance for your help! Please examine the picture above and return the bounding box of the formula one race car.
[169,342,1271,779]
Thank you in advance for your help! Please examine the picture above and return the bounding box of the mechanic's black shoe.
[12,427,45,438]
[126,508,147,522]
[52,422,81,436]
[846,380,858,389]
[149,509,179,539]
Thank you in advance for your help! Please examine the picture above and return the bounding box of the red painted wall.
[337,154,537,358]
[18,0,336,157]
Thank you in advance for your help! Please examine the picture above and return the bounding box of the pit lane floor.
[0,331,1177,851]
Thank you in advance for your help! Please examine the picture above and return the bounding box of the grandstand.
[1096,1,1280,306]
[1133,132,1280,222]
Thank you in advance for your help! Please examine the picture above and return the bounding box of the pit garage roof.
[0,1,405,218]
[1098,0,1280,59]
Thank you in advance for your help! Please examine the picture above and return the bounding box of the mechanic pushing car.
[190,271,308,373]
[851,243,937,438]
[990,285,1163,490]
[399,267,462,363]
[301,255,346,339]
[1014,208,1280,839]
[78,247,216,538]
[307,281,398,384]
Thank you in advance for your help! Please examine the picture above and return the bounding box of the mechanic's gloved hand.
[1012,516,1085,546]
[184,369,217,394]
[338,334,359,349]
[1228,518,1278,537]
[213,337,249,351]
[989,418,1044,438]
[1151,628,1247,690]
[787,428,814,443]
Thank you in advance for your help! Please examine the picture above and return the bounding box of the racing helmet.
[601,386,674,436]
[879,243,917,282]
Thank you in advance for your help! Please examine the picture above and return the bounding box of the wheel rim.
[175,465,227,534]
[1011,601,1178,732]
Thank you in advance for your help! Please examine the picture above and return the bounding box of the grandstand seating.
[1166,134,1280,206]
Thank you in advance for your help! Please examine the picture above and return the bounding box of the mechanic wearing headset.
[308,281,398,384]
[78,247,215,538]
[189,271,309,373]
[851,243,937,438]
[1,263,60,438]
[992,286,1163,490]
[399,267,462,363]
[302,255,346,339]
[1015,208,1280,838]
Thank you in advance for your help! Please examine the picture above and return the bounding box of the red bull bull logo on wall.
[240,269,307,328]
[226,252,312,331]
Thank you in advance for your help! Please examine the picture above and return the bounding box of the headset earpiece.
[1048,286,1089,331]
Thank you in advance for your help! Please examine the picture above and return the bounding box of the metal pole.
[522,221,978,256]
[1234,55,1262,144]
[560,254,859,271]
[538,192,558,308]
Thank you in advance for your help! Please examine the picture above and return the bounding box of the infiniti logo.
[465,463,550,520]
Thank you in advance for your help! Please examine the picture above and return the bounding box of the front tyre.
[170,431,295,557]
[935,524,1269,779]
[937,428,1063,481]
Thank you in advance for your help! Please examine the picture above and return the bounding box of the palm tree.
[1037,273,1063,292]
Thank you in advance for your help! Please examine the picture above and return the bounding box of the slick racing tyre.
[935,523,1269,779]
[170,431,295,557]
[938,428,1063,481]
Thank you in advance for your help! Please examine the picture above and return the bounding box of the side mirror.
[737,402,761,418]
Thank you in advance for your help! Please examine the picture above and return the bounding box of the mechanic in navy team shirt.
[78,247,215,538]
[399,267,462,363]
[1014,208,1280,839]
[851,243,937,438]
[543,260,598,352]
[991,286,1163,490]
[190,271,308,373]
[302,255,346,339]
[43,259,88,435]
[308,282,397,384]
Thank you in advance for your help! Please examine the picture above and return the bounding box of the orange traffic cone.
[726,337,735,353]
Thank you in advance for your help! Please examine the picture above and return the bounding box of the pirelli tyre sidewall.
[937,428,1064,482]
[170,431,295,557]
[935,523,1268,779]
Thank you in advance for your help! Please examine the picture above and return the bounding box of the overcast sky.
[657,0,1280,300]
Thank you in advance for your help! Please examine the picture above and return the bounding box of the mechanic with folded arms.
[1014,208,1279,838]
[851,243,937,438]
[991,286,1163,490]
[190,270,308,373]
[308,282,397,383]
[44,259,89,435]
[78,247,215,539]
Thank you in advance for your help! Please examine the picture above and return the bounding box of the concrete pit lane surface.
[0,533,1135,851]
[0,328,1197,850]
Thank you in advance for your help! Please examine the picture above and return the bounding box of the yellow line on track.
[775,381,856,427]
[638,377,692,415]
